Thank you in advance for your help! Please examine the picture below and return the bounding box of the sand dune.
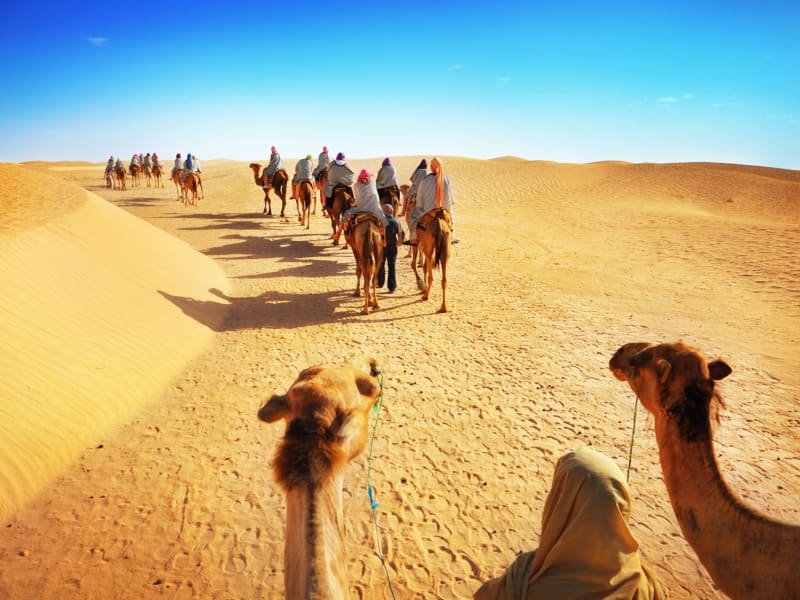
[0,157,798,599]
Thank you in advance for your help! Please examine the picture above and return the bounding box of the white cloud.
[497,77,511,86]
[658,96,678,104]
[88,37,109,47]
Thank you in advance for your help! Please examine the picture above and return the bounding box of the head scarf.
[323,145,328,153]
[306,154,312,160]
[382,157,391,167]
[417,158,427,170]
[430,157,444,209]
[382,203,393,216]
[271,146,277,154]
[336,152,345,161]
[474,447,666,600]
[358,169,371,182]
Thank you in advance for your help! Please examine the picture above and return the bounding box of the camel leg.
[263,190,272,216]
[438,258,448,313]
[422,252,434,301]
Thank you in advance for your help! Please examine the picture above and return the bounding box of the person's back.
[352,178,384,221]
[376,158,400,190]
[105,156,114,174]
[325,153,355,196]
[295,156,313,182]
[130,154,140,168]
[474,446,667,600]
[314,146,331,177]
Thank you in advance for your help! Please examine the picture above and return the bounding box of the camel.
[181,172,201,206]
[413,208,451,313]
[249,163,289,217]
[297,180,314,230]
[329,186,354,244]
[609,341,800,600]
[152,164,164,188]
[129,164,141,188]
[378,185,401,217]
[344,214,384,315]
[314,168,328,215]
[171,169,183,199]
[114,165,127,191]
[258,356,382,600]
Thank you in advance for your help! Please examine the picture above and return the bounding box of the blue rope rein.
[365,371,397,599]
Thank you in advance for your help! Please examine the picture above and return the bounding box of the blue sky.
[1,1,798,168]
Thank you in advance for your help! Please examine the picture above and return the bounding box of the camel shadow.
[158,287,356,331]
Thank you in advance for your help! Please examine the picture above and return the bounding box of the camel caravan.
[259,344,800,599]
[248,150,453,315]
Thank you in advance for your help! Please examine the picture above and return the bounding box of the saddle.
[344,212,386,245]
[416,208,452,232]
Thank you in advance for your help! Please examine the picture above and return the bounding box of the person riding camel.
[114,157,123,170]
[331,168,387,246]
[262,146,285,187]
[313,145,331,179]
[291,154,314,201]
[152,152,160,168]
[171,153,183,178]
[129,153,140,170]
[143,153,152,169]
[323,152,355,213]
[402,158,428,216]
[408,157,456,245]
[105,155,115,176]
[376,157,401,215]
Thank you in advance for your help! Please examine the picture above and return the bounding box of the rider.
[171,153,183,178]
[152,152,160,168]
[143,153,152,169]
[115,156,123,170]
[129,153,140,171]
[262,146,285,185]
[331,168,386,246]
[402,158,428,216]
[313,145,331,179]
[105,155,115,176]
[291,154,314,200]
[182,153,200,182]
[323,152,355,213]
[408,157,456,245]
[376,157,401,215]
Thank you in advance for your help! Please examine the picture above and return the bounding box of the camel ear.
[655,359,672,383]
[708,359,732,381]
[258,394,289,423]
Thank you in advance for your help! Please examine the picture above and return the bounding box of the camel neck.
[284,474,348,600]
[654,412,799,599]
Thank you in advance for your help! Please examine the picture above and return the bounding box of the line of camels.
[248,164,451,314]
[106,163,166,191]
[105,163,204,206]
[259,344,799,599]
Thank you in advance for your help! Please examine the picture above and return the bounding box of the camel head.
[610,342,732,441]
[258,356,382,490]
[248,163,263,185]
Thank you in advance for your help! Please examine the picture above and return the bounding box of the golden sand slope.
[0,164,230,521]
[0,158,798,599]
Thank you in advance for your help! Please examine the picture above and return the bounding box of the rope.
[366,371,397,599]
[626,395,639,483]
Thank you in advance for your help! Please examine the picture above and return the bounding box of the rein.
[365,371,397,599]
[626,394,640,483]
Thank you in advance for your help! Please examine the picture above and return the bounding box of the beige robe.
[474,447,667,600]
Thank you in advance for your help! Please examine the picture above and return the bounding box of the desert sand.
[0,156,798,599]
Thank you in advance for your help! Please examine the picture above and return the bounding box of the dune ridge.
[0,164,230,521]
